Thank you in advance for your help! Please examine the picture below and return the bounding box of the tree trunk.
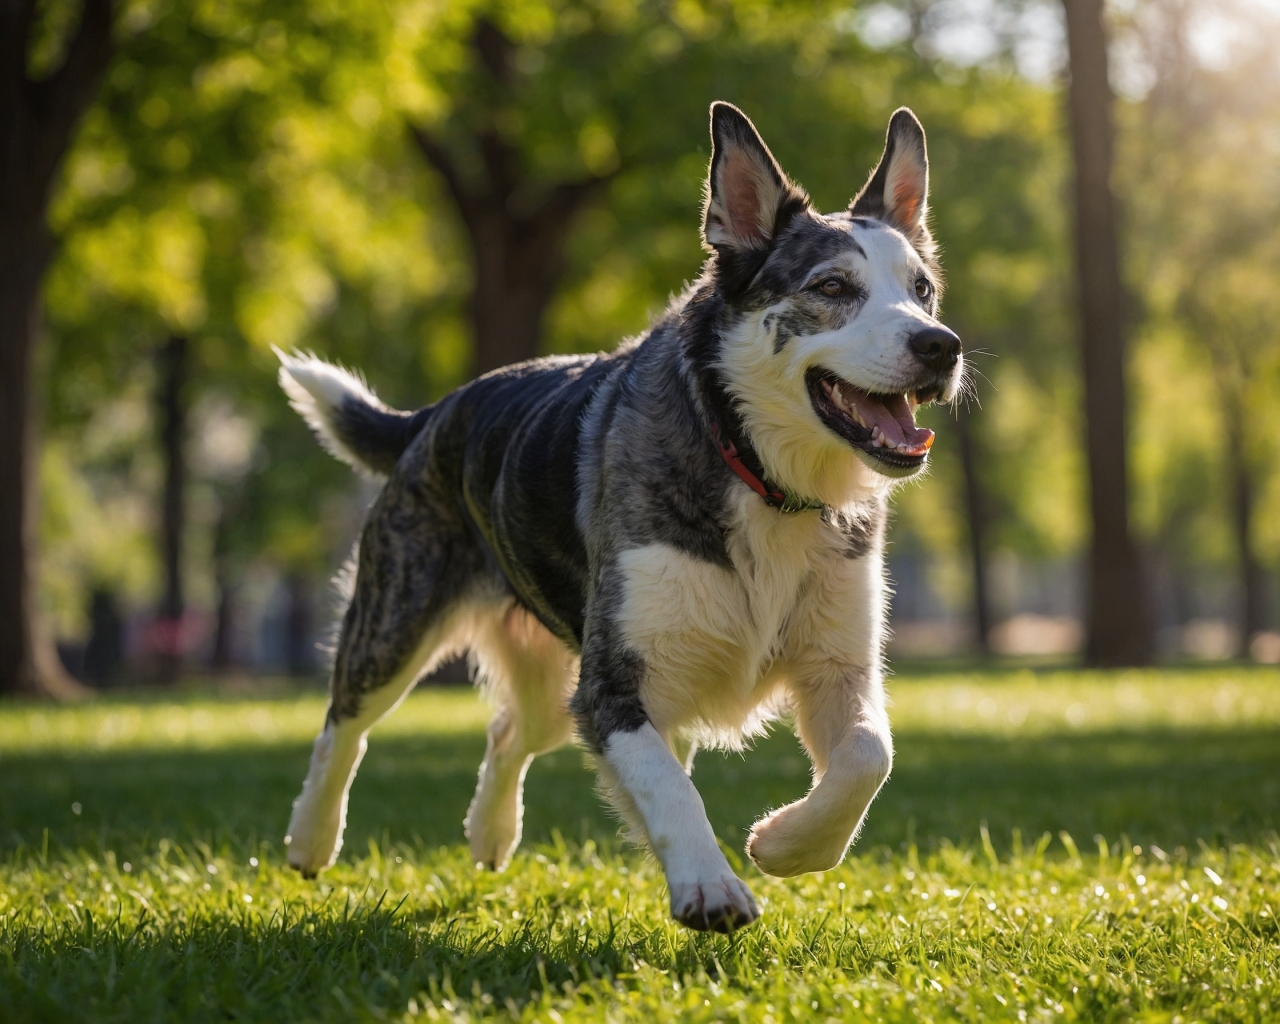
[0,228,53,697]
[155,335,188,683]
[0,172,87,702]
[467,209,578,374]
[83,586,124,686]
[210,499,237,672]
[0,0,116,698]
[211,579,237,671]
[1223,393,1270,654]
[955,402,993,655]
[284,571,315,677]
[1062,0,1152,666]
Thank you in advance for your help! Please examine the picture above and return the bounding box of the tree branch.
[472,17,514,91]
[408,125,479,224]
[545,172,616,223]
[26,0,115,195]
[477,128,521,205]
[1,0,39,91]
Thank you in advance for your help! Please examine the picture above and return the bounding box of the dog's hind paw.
[669,874,760,932]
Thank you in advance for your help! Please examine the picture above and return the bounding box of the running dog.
[278,101,963,932]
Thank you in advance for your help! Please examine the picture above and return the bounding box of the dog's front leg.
[747,669,892,877]
[572,649,758,932]
[602,721,758,931]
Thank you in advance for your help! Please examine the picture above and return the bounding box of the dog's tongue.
[843,387,935,456]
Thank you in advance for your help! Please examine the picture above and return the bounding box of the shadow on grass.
[1,886,682,1022]
[3,721,1278,859]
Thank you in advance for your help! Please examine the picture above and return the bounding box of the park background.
[3,2,1280,1021]
[3,0,1279,696]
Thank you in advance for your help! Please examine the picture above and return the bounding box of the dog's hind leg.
[285,480,480,878]
[464,605,578,870]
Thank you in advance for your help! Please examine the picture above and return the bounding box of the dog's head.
[701,102,963,505]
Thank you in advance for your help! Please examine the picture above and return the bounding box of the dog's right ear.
[703,102,806,253]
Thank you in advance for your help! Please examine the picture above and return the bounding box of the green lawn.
[2,668,1278,1022]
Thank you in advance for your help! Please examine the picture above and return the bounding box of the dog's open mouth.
[806,367,938,473]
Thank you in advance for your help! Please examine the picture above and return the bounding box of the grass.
[1,667,1278,1022]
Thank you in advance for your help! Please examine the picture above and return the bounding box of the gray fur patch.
[822,501,884,559]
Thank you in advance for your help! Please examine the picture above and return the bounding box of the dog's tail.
[275,349,432,477]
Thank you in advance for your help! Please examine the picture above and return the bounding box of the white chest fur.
[615,491,885,748]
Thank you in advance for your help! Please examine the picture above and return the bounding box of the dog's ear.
[703,102,806,253]
[850,108,932,246]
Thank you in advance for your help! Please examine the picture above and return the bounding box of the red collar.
[712,423,823,512]
[713,422,786,506]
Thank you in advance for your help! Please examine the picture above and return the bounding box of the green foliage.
[40,0,470,605]
[38,0,1087,630]
[2,668,1279,1021]
[33,0,1280,635]
[1119,11,1280,570]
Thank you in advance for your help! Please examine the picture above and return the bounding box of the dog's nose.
[908,326,962,375]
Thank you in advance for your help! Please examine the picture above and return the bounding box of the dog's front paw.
[285,830,341,877]
[285,799,343,878]
[747,803,849,878]
[464,791,521,871]
[464,818,519,872]
[669,873,760,932]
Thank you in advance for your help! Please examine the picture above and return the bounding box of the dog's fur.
[279,103,963,932]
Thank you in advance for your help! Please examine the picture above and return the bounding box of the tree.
[403,3,933,377]
[1,0,116,697]
[38,0,452,681]
[155,334,188,682]
[35,0,1106,678]
[410,19,616,375]
[1061,0,1151,666]
[1119,0,1280,658]
[954,400,993,652]
[878,60,1074,655]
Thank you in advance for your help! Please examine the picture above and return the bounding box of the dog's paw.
[746,805,849,878]
[285,834,340,877]
[284,833,339,877]
[464,794,521,871]
[465,825,519,872]
[284,801,343,878]
[669,873,760,932]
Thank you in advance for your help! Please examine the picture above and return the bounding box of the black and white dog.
[278,102,962,932]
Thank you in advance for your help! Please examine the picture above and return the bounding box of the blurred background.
[3,0,1279,697]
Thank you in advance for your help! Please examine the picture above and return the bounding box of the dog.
[277,101,963,932]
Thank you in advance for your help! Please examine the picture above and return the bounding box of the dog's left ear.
[703,102,807,253]
[850,108,932,248]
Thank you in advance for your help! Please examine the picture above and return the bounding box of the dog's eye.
[819,278,844,298]
[915,278,933,301]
